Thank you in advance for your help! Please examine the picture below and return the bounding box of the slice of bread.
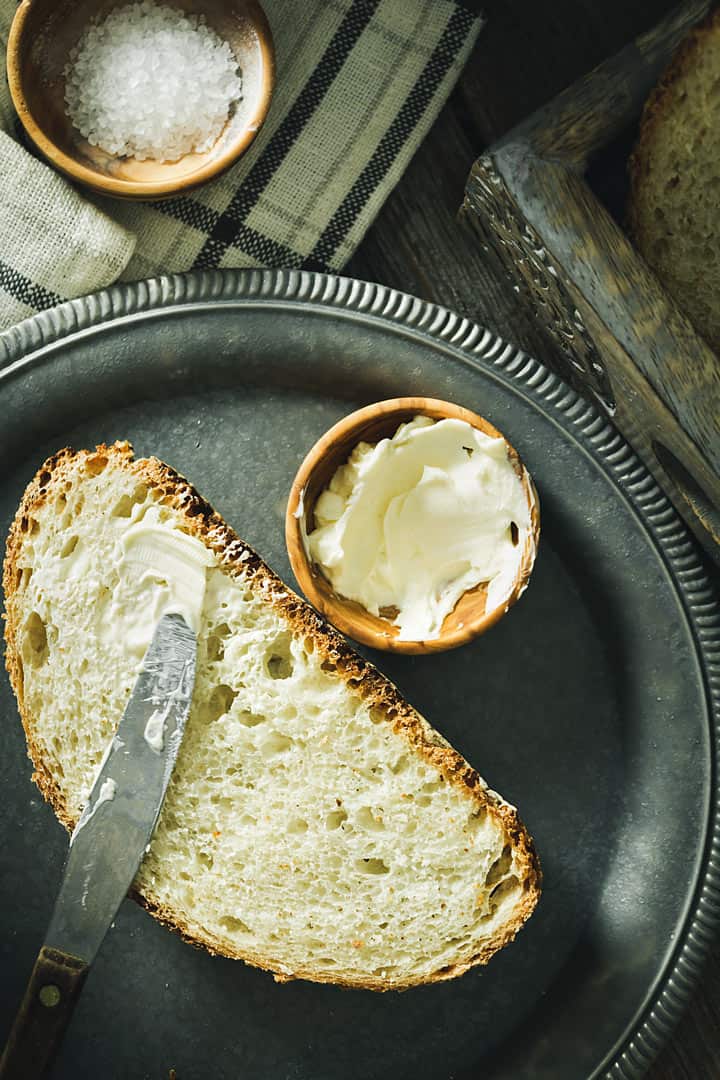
[628,8,720,353]
[3,442,540,990]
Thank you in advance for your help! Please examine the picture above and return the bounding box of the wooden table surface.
[347,1,720,1077]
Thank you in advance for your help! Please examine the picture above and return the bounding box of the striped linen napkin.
[0,0,481,331]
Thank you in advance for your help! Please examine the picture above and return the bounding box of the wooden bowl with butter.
[285,398,540,655]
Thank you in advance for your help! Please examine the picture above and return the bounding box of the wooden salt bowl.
[6,0,275,199]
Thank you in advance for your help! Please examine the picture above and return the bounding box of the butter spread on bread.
[3,442,540,990]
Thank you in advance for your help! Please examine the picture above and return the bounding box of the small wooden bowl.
[6,0,274,200]
[286,398,540,655]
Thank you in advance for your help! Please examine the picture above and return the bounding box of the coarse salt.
[64,0,243,162]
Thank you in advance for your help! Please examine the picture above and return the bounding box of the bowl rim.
[6,0,276,200]
[285,396,541,655]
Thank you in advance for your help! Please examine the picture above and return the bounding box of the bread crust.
[628,7,720,246]
[3,441,541,990]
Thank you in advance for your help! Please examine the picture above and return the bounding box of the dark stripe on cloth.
[303,5,476,270]
[192,0,381,270]
[155,198,303,265]
[0,260,64,312]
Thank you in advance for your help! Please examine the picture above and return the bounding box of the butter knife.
[0,612,197,1080]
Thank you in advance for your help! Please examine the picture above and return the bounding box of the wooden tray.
[460,0,720,562]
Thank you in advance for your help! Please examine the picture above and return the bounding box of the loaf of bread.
[3,442,540,989]
[629,8,720,353]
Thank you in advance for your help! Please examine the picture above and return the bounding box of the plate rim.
[2,267,719,1080]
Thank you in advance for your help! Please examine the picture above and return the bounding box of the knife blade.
[0,611,197,1080]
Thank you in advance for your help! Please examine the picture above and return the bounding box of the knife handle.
[0,946,88,1080]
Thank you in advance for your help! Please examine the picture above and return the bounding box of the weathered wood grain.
[462,0,720,559]
[500,0,711,160]
[464,149,720,555]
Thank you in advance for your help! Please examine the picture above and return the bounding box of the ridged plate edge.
[1,268,718,1080]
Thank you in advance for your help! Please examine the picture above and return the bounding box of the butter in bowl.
[286,398,540,654]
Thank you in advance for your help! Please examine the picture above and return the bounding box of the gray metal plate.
[0,270,718,1080]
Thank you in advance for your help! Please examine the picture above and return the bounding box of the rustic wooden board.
[460,0,720,561]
